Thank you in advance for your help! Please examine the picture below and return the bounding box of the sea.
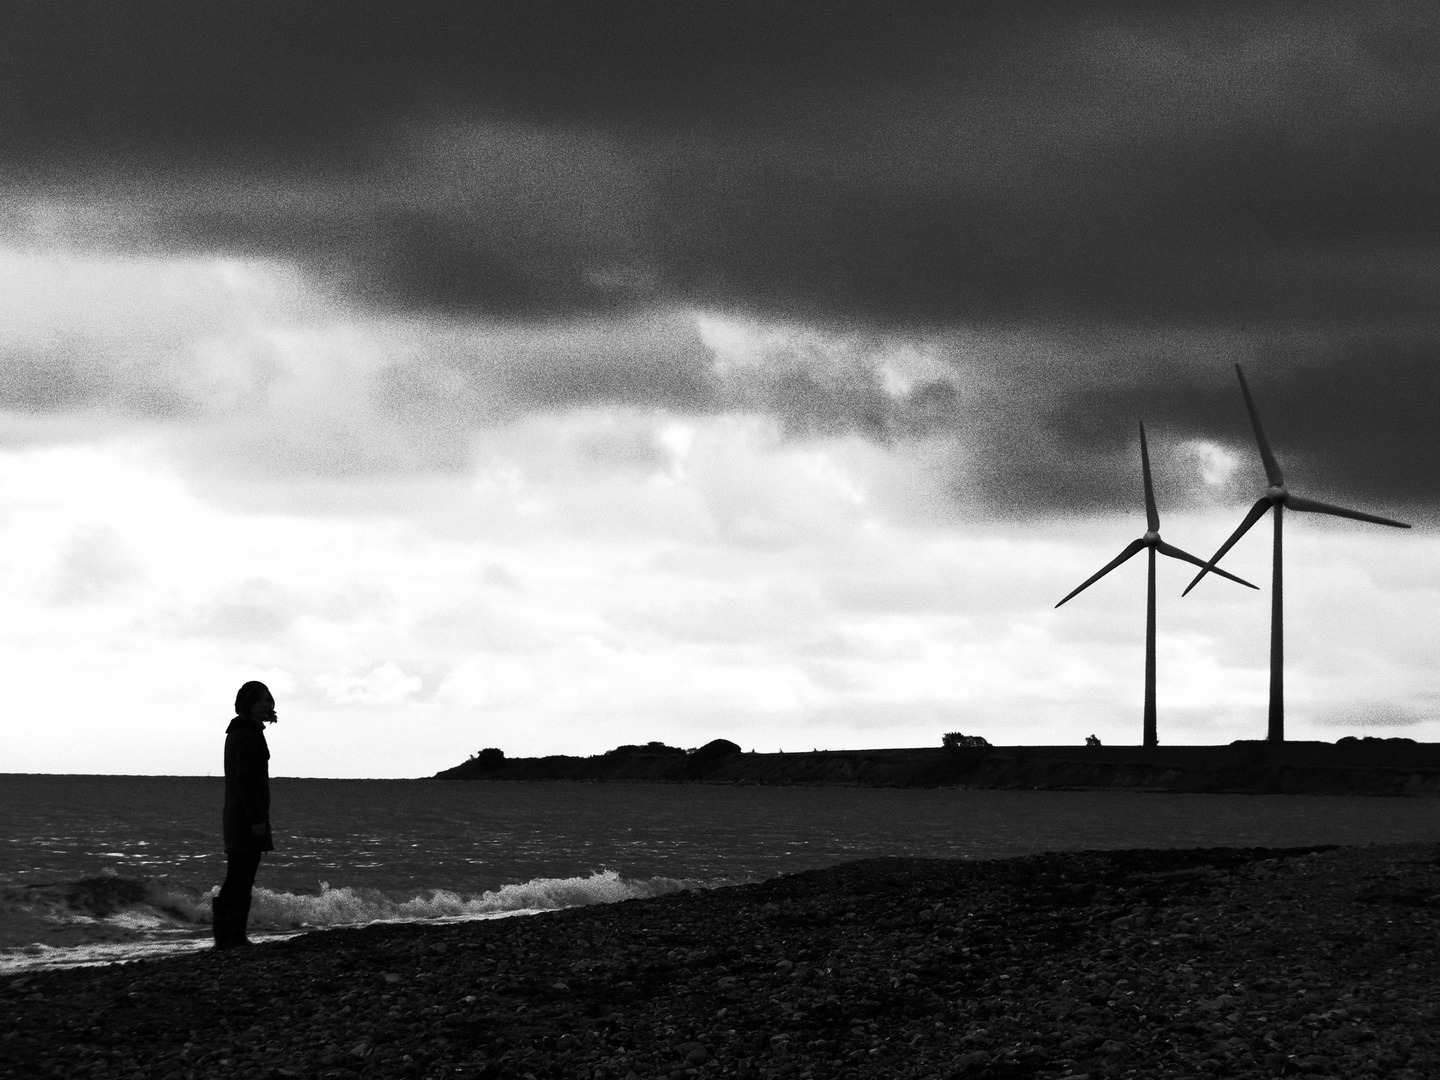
[4,775,1440,974]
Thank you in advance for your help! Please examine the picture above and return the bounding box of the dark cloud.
[5,2,1439,511]
[723,360,964,444]
[6,2,1440,329]
[736,325,1438,517]
[372,314,718,424]
[0,349,112,412]
[1032,334,1439,515]
[0,342,191,417]
[0,2,1042,161]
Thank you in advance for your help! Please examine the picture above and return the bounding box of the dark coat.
[223,716,274,854]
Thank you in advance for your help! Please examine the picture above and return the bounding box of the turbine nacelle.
[1267,485,1288,502]
[1142,529,1160,544]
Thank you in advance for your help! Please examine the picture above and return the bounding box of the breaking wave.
[0,869,712,974]
[249,869,704,928]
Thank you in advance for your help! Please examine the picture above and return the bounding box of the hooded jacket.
[223,715,274,854]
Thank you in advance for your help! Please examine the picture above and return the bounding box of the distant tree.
[943,732,990,749]
[1086,734,1102,747]
[477,747,506,769]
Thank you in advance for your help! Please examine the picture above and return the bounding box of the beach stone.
[6,846,1440,1080]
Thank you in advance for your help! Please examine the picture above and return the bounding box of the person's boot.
[228,899,253,947]
[211,897,231,949]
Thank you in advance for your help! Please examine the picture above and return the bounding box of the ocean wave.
[252,869,705,929]
[0,869,712,973]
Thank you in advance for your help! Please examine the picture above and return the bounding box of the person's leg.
[215,850,262,949]
[229,850,262,945]
[215,853,240,948]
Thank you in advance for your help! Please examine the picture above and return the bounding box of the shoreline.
[438,740,1440,796]
[4,842,1437,1079]
[0,912,541,978]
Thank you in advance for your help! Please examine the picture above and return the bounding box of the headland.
[436,737,1440,795]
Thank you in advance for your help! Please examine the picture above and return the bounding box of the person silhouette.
[214,680,276,949]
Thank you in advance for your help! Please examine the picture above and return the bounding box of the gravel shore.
[4,843,1438,1079]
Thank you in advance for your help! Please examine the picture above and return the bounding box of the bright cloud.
[1185,439,1244,489]
[316,662,424,706]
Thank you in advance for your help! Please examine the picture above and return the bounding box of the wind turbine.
[1182,364,1411,742]
[1056,422,1256,746]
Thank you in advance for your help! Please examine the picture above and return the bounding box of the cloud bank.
[1,3,1435,512]
[3,3,1438,322]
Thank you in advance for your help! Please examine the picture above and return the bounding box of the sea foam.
[0,869,710,973]
[248,869,706,929]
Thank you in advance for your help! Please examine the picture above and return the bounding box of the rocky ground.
[3,843,1438,1079]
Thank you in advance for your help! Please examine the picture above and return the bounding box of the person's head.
[235,680,277,724]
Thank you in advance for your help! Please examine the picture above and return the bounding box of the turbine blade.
[1181,496,1272,596]
[1055,538,1147,608]
[1139,421,1159,532]
[1156,540,1258,590]
[1235,364,1284,488]
[1286,493,1412,529]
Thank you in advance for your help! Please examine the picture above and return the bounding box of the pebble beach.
[4,842,1438,1079]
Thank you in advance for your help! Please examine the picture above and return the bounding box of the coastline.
[4,843,1437,1079]
[436,740,1440,796]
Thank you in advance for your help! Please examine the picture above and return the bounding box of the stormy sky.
[3,2,1436,776]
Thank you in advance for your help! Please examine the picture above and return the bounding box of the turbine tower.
[1056,422,1256,746]
[1182,364,1411,742]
